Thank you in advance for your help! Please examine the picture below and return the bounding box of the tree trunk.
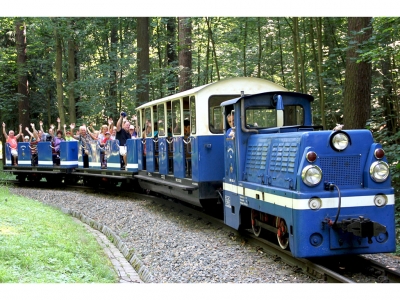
[166,17,178,94]
[292,17,300,92]
[15,19,29,129]
[205,17,212,83]
[298,19,306,93]
[54,26,65,125]
[343,17,372,129]
[137,17,150,105]
[178,17,192,91]
[109,20,119,117]
[277,18,286,87]
[242,18,248,77]
[315,17,326,129]
[379,20,397,137]
[257,17,262,78]
[67,37,76,125]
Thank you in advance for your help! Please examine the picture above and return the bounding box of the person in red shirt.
[2,122,23,165]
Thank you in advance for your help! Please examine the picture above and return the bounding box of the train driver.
[226,113,235,138]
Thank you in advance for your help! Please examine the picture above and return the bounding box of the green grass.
[0,186,119,283]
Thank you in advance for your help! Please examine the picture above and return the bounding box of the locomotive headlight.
[374,194,388,207]
[370,161,390,182]
[301,165,322,186]
[331,132,349,151]
[308,197,322,210]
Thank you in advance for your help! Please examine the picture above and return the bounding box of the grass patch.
[0,160,15,181]
[0,186,119,283]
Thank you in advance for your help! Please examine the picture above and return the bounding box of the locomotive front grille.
[319,155,362,187]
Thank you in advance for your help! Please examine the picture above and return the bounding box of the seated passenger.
[63,124,75,141]
[99,131,112,169]
[183,120,191,176]
[129,125,137,138]
[2,122,22,165]
[29,138,39,166]
[52,130,65,166]
[71,124,94,168]
[116,112,132,170]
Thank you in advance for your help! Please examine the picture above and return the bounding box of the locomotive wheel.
[251,209,262,237]
[276,217,289,249]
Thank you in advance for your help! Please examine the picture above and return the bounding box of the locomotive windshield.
[245,107,277,128]
[245,105,304,129]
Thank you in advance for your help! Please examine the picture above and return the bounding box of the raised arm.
[14,124,23,139]
[49,124,55,137]
[25,126,34,138]
[57,117,61,131]
[70,123,79,140]
[2,122,8,139]
[86,126,97,140]
[30,123,39,139]
[116,113,124,132]
[108,118,114,131]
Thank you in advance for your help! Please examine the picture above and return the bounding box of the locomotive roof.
[220,91,315,106]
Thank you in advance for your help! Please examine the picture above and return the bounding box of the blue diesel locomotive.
[221,90,395,258]
[2,77,396,258]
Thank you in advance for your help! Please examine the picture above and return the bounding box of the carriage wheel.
[251,209,262,237]
[276,217,289,249]
[17,174,26,183]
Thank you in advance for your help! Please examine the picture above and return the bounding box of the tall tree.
[378,19,398,137]
[313,17,326,129]
[15,18,29,129]
[109,19,119,117]
[54,23,65,125]
[205,17,219,82]
[242,18,248,77]
[137,17,150,105]
[291,17,300,92]
[166,17,178,94]
[343,17,373,129]
[67,26,77,124]
[179,17,192,91]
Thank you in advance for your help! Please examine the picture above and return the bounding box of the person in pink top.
[2,122,23,165]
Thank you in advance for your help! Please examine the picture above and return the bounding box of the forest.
[0,17,399,202]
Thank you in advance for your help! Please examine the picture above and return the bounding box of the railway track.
[4,178,400,283]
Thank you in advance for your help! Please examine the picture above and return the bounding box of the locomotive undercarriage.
[251,209,290,250]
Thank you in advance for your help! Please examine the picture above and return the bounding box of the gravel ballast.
[8,186,323,283]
